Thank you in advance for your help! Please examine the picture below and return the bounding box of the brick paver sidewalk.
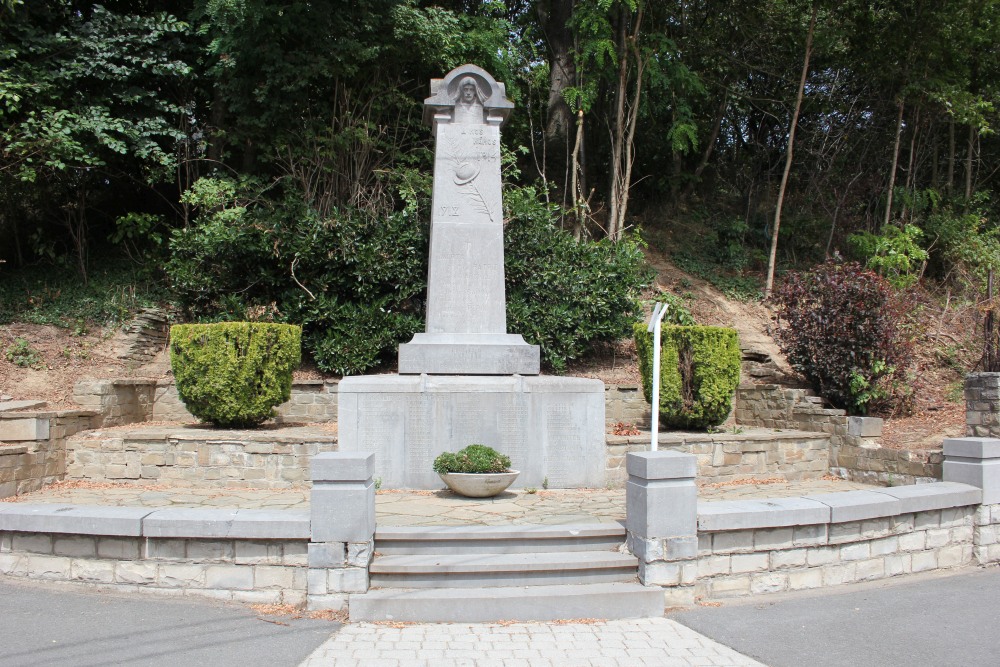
[298,618,764,667]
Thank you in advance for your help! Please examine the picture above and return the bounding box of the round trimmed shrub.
[633,323,741,430]
[169,322,301,428]
[433,445,512,474]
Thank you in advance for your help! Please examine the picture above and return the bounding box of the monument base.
[398,333,540,375]
[338,374,605,489]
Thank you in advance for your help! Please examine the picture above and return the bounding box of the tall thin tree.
[765,3,817,296]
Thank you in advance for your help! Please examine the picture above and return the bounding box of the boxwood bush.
[170,322,301,427]
[633,323,741,430]
[433,445,512,474]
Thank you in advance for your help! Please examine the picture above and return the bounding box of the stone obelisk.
[397,64,539,375]
[338,65,604,490]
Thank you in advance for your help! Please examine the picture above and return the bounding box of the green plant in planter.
[433,445,511,474]
[170,322,301,428]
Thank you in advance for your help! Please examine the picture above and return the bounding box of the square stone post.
[965,373,1000,437]
[308,452,376,611]
[625,451,699,603]
[943,438,1000,564]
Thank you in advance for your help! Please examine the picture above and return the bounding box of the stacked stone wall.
[606,429,829,487]
[66,426,337,488]
[965,372,1000,437]
[0,532,307,606]
[0,411,96,498]
[694,507,975,598]
[736,383,941,483]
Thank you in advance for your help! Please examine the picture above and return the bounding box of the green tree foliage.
[633,323,741,430]
[1,2,193,280]
[771,261,914,415]
[167,175,651,375]
[169,322,301,427]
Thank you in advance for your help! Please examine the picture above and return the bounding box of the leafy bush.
[167,176,651,376]
[505,187,653,372]
[4,338,43,369]
[170,322,301,427]
[848,224,929,289]
[770,261,913,415]
[166,177,426,375]
[433,444,512,474]
[633,323,741,430]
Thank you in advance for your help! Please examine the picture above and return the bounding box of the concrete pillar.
[943,438,1000,504]
[625,451,698,602]
[944,437,1000,565]
[307,452,376,611]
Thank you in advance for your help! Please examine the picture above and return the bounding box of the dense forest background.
[2,0,999,377]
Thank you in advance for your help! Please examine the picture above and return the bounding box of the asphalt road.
[0,578,337,667]
[670,565,1000,667]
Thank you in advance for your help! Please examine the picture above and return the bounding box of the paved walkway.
[298,618,765,667]
[3,478,877,526]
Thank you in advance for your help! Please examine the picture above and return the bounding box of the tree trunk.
[764,4,816,297]
[947,118,956,192]
[538,0,576,205]
[883,98,905,228]
[965,123,976,209]
[901,104,921,222]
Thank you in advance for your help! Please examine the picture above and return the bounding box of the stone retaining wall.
[734,384,941,483]
[73,379,341,426]
[66,426,338,488]
[75,379,650,429]
[627,437,1000,604]
[0,411,97,498]
[830,444,943,486]
[0,507,307,606]
[694,491,978,599]
[606,429,829,487]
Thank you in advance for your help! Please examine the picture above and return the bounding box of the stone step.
[349,582,664,623]
[374,523,626,555]
[0,400,48,413]
[370,550,639,588]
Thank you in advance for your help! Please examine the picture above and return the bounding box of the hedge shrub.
[633,323,741,430]
[170,322,301,427]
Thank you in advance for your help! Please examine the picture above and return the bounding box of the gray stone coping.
[698,482,983,531]
[0,409,96,420]
[143,508,310,539]
[0,503,309,539]
[944,437,1000,459]
[607,429,828,446]
[0,400,48,413]
[79,424,337,443]
[0,445,29,456]
[0,504,152,535]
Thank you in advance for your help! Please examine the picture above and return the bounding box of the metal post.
[646,302,669,452]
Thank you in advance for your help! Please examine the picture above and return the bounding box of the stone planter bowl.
[438,471,520,498]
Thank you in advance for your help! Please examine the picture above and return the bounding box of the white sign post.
[646,302,670,452]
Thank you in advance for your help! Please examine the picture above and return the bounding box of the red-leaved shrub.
[770,261,914,415]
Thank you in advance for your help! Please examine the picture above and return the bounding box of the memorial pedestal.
[398,333,539,375]
[337,374,605,489]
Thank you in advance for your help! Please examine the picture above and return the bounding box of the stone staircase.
[350,523,663,622]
